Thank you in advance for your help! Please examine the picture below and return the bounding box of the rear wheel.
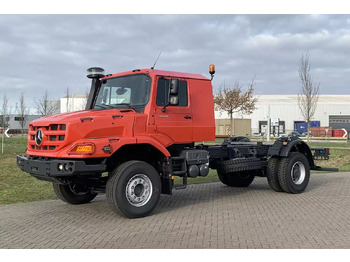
[106,160,161,218]
[53,183,97,204]
[217,170,230,186]
[267,157,283,192]
[217,170,254,187]
[278,152,310,194]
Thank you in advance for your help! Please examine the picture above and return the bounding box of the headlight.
[68,143,96,155]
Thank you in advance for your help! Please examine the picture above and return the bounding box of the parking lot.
[1,172,350,249]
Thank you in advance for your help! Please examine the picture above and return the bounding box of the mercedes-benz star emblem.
[35,129,43,146]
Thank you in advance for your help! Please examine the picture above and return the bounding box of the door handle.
[184,115,192,119]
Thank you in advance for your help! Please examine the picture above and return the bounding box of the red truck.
[17,66,334,218]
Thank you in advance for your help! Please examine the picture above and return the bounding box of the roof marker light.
[209,64,215,80]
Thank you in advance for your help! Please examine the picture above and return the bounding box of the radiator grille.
[28,124,66,152]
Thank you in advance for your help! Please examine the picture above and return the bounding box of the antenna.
[151,52,162,69]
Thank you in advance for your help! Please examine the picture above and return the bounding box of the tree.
[297,52,320,143]
[214,79,257,136]
[18,92,29,137]
[79,88,89,111]
[1,94,10,129]
[34,90,60,116]
[65,87,71,113]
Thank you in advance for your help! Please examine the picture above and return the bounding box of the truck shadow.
[154,178,273,215]
[84,176,329,218]
[153,175,328,216]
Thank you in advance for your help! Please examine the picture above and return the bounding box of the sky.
[1,2,350,114]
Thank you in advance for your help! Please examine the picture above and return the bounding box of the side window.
[156,78,188,107]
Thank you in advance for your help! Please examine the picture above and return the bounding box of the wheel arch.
[279,140,315,169]
[105,143,169,172]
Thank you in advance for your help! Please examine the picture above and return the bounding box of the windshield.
[93,74,151,110]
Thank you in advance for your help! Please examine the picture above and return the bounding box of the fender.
[136,136,171,159]
[53,136,171,160]
[268,138,315,168]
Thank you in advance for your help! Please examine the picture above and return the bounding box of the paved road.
[1,172,350,249]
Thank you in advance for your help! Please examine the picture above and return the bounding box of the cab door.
[154,77,193,143]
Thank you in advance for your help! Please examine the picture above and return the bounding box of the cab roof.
[104,68,210,81]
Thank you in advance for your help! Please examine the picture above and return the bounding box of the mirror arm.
[162,90,170,112]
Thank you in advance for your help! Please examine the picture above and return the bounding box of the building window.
[14,117,24,121]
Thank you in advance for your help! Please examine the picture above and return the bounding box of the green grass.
[0,137,56,204]
[309,143,350,148]
[0,137,349,205]
[314,148,350,172]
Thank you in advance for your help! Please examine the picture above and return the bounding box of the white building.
[215,95,350,135]
[60,94,88,113]
[61,94,350,135]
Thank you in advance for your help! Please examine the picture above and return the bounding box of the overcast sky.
[1,13,350,113]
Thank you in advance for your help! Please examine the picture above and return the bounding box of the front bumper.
[17,155,106,182]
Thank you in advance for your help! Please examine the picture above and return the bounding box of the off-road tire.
[278,152,310,194]
[217,170,230,186]
[218,158,267,173]
[266,157,283,192]
[106,160,161,218]
[53,183,97,205]
[217,170,254,187]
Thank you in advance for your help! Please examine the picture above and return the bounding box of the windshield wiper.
[94,104,115,110]
[115,103,132,108]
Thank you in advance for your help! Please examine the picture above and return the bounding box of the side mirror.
[162,78,179,112]
[169,96,179,106]
[170,79,179,95]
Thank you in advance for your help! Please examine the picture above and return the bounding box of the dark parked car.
[289,131,312,138]
[289,131,302,137]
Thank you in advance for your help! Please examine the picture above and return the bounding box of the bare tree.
[65,87,71,113]
[18,92,29,137]
[79,89,89,111]
[1,94,10,129]
[297,52,320,143]
[214,79,257,136]
[34,90,60,116]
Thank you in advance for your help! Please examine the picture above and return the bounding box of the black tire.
[218,158,267,174]
[278,152,310,194]
[106,160,161,218]
[217,170,230,186]
[267,157,283,192]
[217,170,254,187]
[53,183,97,205]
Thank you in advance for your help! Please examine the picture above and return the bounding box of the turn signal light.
[68,143,95,155]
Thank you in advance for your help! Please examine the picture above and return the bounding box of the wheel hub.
[126,174,153,207]
[291,161,306,185]
[69,184,90,195]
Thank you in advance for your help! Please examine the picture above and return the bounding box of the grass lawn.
[0,137,57,204]
[0,137,349,205]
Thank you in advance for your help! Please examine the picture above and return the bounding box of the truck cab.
[25,68,215,160]
[18,67,216,218]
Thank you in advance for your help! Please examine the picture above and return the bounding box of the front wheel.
[106,160,161,218]
[278,152,310,194]
[53,183,97,205]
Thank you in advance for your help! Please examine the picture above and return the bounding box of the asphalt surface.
[1,172,350,249]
